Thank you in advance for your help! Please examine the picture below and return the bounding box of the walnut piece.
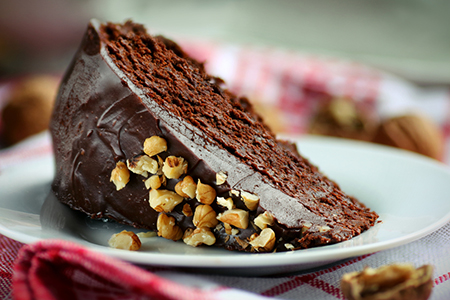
[149,189,184,213]
[127,155,158,177]
[108,230,141,251]
[183,227,216,247]
[143,136,167,157]
[241,191,260,211]
[175,175,197,198]
[254,211,275,230]
[217,209,249,229]
[193,204,218,228]
[196,180,216,205]
[249,228,276,252]
[157,213,183,241]
[341,264,433,300]
[110,161,130,191]
[162,156,188,179]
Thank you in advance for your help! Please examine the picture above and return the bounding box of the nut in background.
[341,263,433,300]
[372,114,444,161]
[0,75,59,146]
[307,97,445,161]
[308,97,379,142]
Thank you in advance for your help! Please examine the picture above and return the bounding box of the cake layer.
[50,20,378,252]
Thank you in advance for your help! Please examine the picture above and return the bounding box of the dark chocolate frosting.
[50,20,378,252]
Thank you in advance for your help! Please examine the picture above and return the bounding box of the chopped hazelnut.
[217,209,249,229]
[230,190,240,197]
[217,197,234,210]
[149,189,184,213]
[175,181,188,198]
[175,175,197,198]
[127,155,158,177]
[143,136,167,157]
[157,213,183,241]
[241,191,260,211]
[249,228,276,252]
[156,156,164,175]
[196,180,216,205]
[319,225,331,232]
[214,223,223,232]
[235,236,249,249]
[284,243,295,250]
[145,175,162,190]
[182,203,193,217]
[193,204,218,228]
[254,211,275,230]
[183,228,194,239]
[223,223,232,235]
[183,227,216,247]
[302,221,312,233]
[341,264,433,300]
[162,156,188,179]
[136,231,157,238]
[108,230,141,251]
[216,171,228,185]
[110,161,130,191]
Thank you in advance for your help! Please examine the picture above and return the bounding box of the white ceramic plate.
[1,135,450,276]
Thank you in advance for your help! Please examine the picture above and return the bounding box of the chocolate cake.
[50,20,378,252]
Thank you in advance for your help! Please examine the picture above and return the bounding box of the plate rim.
[1,135,450,269]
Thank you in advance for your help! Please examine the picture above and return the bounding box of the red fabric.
[12,239,223,300]
[0,235,23,298]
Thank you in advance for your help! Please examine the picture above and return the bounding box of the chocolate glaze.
[50,20,378,252]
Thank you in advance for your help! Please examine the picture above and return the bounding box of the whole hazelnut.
[1,75,59,145]
[372,114,443,160]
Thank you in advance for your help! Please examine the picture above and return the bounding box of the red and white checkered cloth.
[1,41,450,300]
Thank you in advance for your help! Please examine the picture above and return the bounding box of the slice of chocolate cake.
[50,20,378,252]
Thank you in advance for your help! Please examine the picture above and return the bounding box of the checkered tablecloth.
[1,40,450,300]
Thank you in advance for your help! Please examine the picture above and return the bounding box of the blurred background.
[1,0,450,84]
[0,0,449,160]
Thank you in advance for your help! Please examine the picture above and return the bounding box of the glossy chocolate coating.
[50,20,378,252]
